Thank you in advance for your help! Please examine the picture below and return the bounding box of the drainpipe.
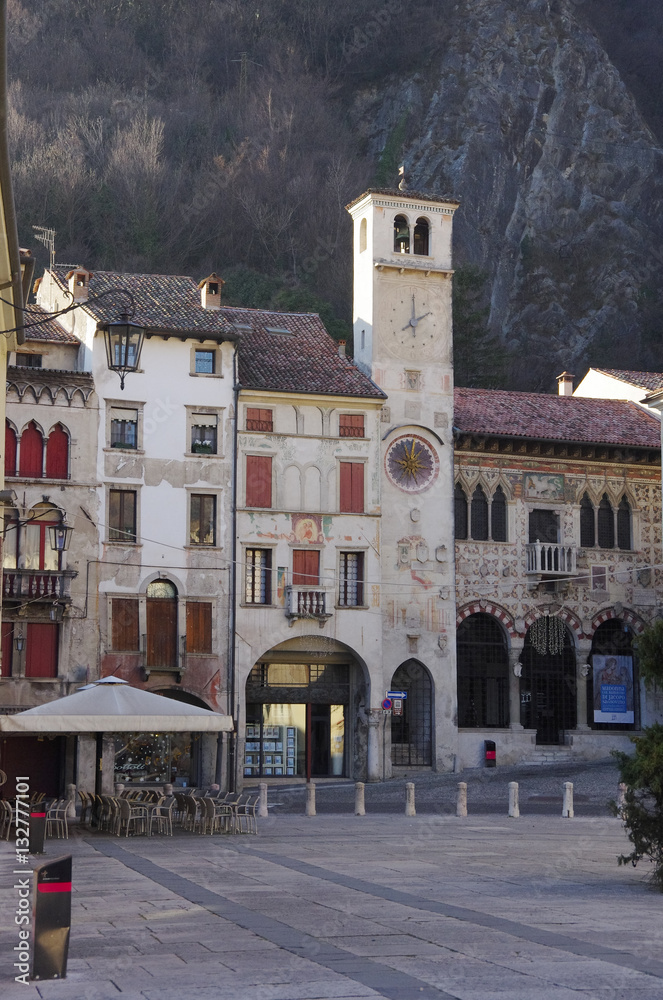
[228,346,241,791]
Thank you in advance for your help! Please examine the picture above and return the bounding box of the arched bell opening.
[393,214,410,254]
[413,216,430,255]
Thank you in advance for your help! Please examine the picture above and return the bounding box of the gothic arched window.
[617,496,631,550]
[491,486,507,542]
[470,485,489,541]
[580,492,595,548]
[454,483,468,539]
[597,494,614,549]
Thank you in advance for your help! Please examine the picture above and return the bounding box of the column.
[575,639,592,731]
[367,710,382,782]
[509,640,524,730]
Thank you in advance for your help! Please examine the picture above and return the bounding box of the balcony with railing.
[2,568,76,602]
[526,542,577,577]
[285,586,333,626]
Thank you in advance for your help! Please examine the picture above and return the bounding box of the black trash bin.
[484,739,496,768]
[29,805,46,855]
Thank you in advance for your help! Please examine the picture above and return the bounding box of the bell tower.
[346,187,460,773]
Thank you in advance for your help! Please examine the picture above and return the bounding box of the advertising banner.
[593,654,634,724]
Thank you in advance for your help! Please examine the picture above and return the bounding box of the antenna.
[32,226,56,269]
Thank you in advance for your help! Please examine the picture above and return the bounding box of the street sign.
[381,697,392,710]
[387,690,407,699]
[392,698,403,717]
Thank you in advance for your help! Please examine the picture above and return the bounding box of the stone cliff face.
[353,0,663,389]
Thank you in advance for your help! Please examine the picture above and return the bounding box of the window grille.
[246,549,272,604]
[339,552,364,606]
[454,483,468,539]
[390,661,432,766]
[456,614,509,728]
[580,493,595,547]
[471,485,489,540]
[597,494,614,549]
[491,486,507,541]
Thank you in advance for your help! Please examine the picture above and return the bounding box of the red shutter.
[1,622,13,677]
[5,423,16,477]
[25,623,58,678]
[19,422,44,478]
[186,602,212,654]
[247,408,273,432]
[111,599,140,650]
[339,414,364,437]
[45,424,69,479]
[292,549,320,586]
[340,462,364,513]
[246,455,272,507]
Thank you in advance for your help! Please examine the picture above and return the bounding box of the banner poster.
[592,654,634,724]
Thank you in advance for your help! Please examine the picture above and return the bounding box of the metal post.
[456,781,467,818]
[258,782,268,818]
[508,781,520,818]
[355,781,365,816]
[562,781,574,818]
[405,781,415,817]
[305,782,316,817]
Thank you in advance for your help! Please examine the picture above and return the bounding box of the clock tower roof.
[345,188,460,212]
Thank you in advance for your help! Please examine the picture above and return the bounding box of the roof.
[22,304,80,344]
[50,268,237,338]
[346,188,460,210]
[593,369,663,392]
[230,306,386,399]
[454,387,661,449]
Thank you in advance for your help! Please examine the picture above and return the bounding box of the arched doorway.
[520,617,576,744]
[456,613,509,728]
[146,580,178,671]
[390,661,432,766]
[244,638,368,780]
[588,619,637,729]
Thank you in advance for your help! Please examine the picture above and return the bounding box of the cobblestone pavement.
[2,761,662,1000]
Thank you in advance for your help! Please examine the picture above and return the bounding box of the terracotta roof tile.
[229,306,385,399]
[594,368,663,392]
[454,387,661,449]
[50,269,236,337]
[22,304,80,344]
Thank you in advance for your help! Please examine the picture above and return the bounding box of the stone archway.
[520,617,576,744]
[390,660,433,766]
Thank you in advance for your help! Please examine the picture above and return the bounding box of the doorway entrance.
[520,618,576,744]
[146,580,178,670]
[390,661,433,766]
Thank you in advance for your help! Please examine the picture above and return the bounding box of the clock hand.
[414,311,431,324]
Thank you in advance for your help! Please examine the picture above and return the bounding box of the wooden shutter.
[247,408,273,432]
[19,421,43,478]
[111,598,140,650]
[339,462,364,513]
[45,424,69,479]
[25,623,58,678]
[292,549,320,586]
[339,414,364,437]
[246,455,272,507]
[146,597,178,668]
[5,422,16,477]
[186,602,212,654]
[1,622,13,677]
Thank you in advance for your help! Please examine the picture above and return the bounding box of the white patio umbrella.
[0,677,233,733]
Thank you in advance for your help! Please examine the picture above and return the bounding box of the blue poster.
[593,655,634,724]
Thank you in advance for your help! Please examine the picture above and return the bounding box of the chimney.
[67,267,92,302]
[198,272,224,311]
[556,372,575,396]
[338,339,346,357]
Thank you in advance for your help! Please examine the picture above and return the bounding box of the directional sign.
[387,690,407,699]
[381,697,392,711]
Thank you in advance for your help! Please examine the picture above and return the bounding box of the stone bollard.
[617,782,627,814]
[562,781,574,818]
[114,781,125,796]
[355,782,365,816]
[305,782,316,817]
[508,781,520,818]
[405,782,416,817]
[258,782,269,818]
[456,782,467,818]
[163,783,174,796]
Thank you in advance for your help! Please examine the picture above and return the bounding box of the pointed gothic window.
[471,485,489,541]
[491,486,507,542]
[454,483,468,539]
[617,496,631,550]
[580,493,595,548]
[597,494,614,549]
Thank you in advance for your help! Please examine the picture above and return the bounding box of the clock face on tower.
[384,282,442,361]
[385,434,440,493]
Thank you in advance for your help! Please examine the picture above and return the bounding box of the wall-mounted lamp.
[14,630,24,652]
[48,522,73,553]
[101,315,145,391]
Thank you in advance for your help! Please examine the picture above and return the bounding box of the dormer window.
[66,267,92,301]
[199,272,223,310]
[393,215,410,254]
[413,217,430,255]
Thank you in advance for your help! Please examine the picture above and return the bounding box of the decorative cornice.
[7,366,95,405]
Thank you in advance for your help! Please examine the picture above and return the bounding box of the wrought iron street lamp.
[102,315,145,391]
[48,522,73,554]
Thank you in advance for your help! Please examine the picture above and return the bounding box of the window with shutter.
[470,486,489,540]
[1,622,13,677]
[25,623,58,678]
[339,552,364,606]
[246,455,272,507]
[246,408,273,432]
[110,407,138,449]
[292,549,320,586]
[617,496,631,550]
[339,414,364,438]
[597,494,614,549]
[19,421,43,478]
[580,493,595,548]
[191,415,217,454]
[111,598,140,650]
[491,486,507,542]
[454,483,468,539]
[190,494,216,545]
[109,489,137,542]
[339,462,364,513]
[186,602,213,653]
[45,424,69,479]
[5,422,16,477]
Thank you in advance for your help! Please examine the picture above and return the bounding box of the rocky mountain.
[6,0,663,390]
